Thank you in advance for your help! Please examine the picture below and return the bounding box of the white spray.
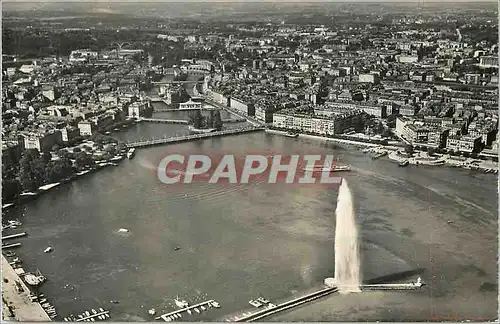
[334,179,362,293]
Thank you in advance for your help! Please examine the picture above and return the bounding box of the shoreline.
[387,150,498,171]
[2,160,125,211]
[267,130,498,173]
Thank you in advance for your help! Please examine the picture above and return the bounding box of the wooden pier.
[2,243,22,249]
[75,310,110,322]
[156,300,217,321]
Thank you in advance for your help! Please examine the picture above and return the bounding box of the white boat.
[249,300,262,308]
[24,274,46,286]
[127,148,136,159]
[211,301,220,308]
[85,311,90,316]
[194,308,200,313]
[174,296,189,308]
[118,228,129,233]
[92,309,97,314]
[44,247,53,253]
[105,313,110,318]
[148,308,156,316]
[200,305,206,311]
[99,308,105,312]
[303,165,351,172]
[187,309,192,315]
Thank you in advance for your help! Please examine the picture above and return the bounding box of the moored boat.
[127,148,136,159]
[398,160,409,167]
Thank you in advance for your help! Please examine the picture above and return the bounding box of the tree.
[206,112,214,128]
[212,110,223,131]
[42,152,52,164]
[74,152,94,170]
[428,147,437,156]
[188,110,205,129]
[19,151,37,192]
[405,145,414,155]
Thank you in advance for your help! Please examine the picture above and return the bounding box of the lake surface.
[4,130,497,321]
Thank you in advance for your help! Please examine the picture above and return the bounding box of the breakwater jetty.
[228,287,338,322]
[126,127,265,149]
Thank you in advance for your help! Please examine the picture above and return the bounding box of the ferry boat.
[127,148,136,159]
[398,160,409,167]
[174,296,189,308]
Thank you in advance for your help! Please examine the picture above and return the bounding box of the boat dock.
[74,310,110,322]
[156,300,218,321]
[2,243,22,249]
[222,287,337,322]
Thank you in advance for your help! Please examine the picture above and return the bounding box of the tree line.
[188,110,223,130]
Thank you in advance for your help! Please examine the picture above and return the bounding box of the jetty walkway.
[229,286,338,322]
[126,126,265,149]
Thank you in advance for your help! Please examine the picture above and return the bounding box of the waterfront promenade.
[1,255,51,321]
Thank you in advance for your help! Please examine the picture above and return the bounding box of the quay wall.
[1,255,51,321]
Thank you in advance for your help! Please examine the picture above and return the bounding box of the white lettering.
[240,155,269,183]
[209,155,238,183]
[298,154,321,184]
[184,155,212,183]
[320,155,342,184]
[268,155,299,184]
[157,154,185,184]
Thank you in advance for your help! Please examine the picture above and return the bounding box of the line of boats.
[64,308,110,322]
[159,297,220,321]
[248,297,274,308]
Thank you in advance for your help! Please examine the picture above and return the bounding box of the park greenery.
[2,133,127,201]
[188,110,223,131]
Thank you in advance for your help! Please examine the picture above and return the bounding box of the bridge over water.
[126,127,265,149]
[152,80,205,85]
[152,107,216,112]
[139,117,246,124]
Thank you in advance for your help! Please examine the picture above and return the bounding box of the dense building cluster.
[2,2,498,195]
